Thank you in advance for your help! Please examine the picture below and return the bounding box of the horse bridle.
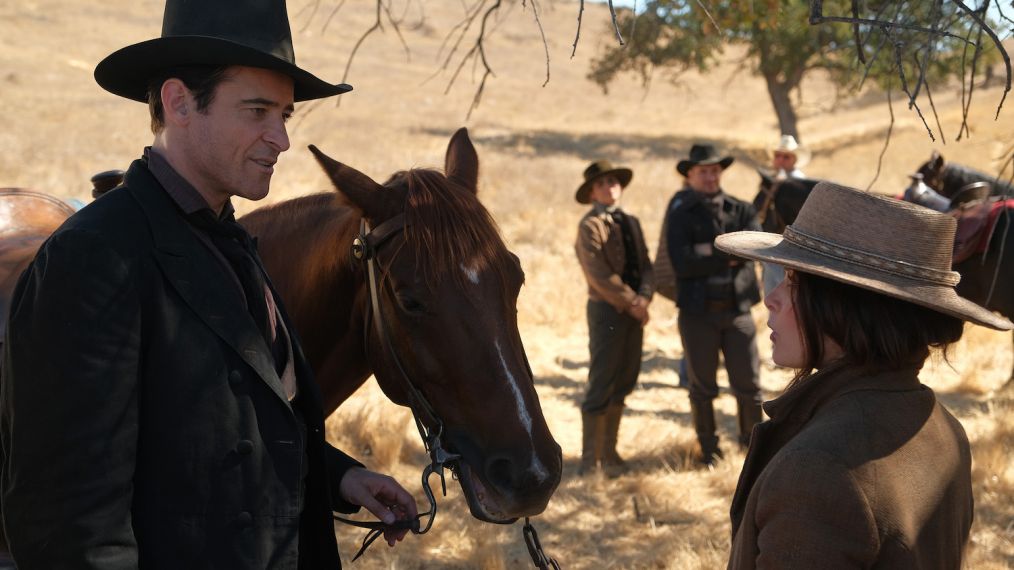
[333,216,560,569]
[756,181,784,232]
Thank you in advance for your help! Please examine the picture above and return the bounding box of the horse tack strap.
[756,181,779,225]
[523,517,561,570]
[352,214,407,261]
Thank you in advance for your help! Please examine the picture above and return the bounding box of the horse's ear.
[757,169,774,188]
[445,127,479,194]
[308,145,391,221]
[931,151,944,170]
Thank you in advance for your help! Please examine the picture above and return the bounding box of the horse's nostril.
[485,456,516,491]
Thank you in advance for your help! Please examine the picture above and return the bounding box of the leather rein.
[333,216,560,569]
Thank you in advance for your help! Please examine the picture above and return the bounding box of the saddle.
[951,196,1014,264]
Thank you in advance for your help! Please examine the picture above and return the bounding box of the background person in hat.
[664,143,763,467]
[769,134,809,180]
[716,182,1012,569]
[573,160,654,475]
[0,1,418,568]
[760,134,811,296]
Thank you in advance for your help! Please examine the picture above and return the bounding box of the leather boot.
[579,411,604,475]
[601,403,628,475]
[691,399,722,468]
[736,398,764,448]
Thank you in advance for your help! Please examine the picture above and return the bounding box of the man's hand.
[627,296,650,327]
[339,467,419,546]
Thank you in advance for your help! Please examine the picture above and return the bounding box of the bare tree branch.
[465,0,503,120]
[695,0,722,34]
[867,84,894,192]
[606,1,625,46]
[956,21,979,140]
[895,40,936,141]
[851,0,866,64]
[529,0,551,87]
[334,1,384,109]
[810,10,976,43]
[322,0,348,34]
[571,0,586,58]
[298,0,322,33]
[953,0,1012,117]
[919,55,948,143]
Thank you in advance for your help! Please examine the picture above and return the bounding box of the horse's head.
[308,129,562,523]
[916,151,946,193]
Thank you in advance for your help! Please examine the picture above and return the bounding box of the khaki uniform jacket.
[575,205,654,312]
[728,361,973,569]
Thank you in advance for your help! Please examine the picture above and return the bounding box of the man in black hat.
[664,144,763,467]
[0,1,417,568]
[573,160,654,476]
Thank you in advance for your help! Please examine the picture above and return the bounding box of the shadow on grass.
[416,126,766,168]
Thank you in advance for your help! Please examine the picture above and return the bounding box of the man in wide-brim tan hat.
[768,134,810,180]
[715,181,1011,568]
[1,1,418,568]
[573,159,653,476]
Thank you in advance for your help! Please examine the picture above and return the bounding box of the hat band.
[782,225,960,287]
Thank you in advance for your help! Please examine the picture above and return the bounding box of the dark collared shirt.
[142,147,297,399]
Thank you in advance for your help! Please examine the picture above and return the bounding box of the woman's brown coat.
[728,362,973,569]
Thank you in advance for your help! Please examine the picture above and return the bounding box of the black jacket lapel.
[123,161,288,405]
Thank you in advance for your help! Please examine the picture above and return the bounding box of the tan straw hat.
[715,181,1012,331]
[770,134,811,168]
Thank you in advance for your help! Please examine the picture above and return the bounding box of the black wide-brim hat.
[575,160,633,204]
[94,0,351,103]
[676,143,734,176]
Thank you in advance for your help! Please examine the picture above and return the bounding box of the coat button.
[237,440,254,455]
[236,511,253,528]
[228,370,243,385]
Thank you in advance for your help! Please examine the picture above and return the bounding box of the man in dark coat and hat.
[0,1,417,568]
[664,144,763,467]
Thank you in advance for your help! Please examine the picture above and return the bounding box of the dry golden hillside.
[1,1,1012,568]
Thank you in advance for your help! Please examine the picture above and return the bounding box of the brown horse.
[0,189,78,340]
[0,188,78,562]
[240,128,563,524]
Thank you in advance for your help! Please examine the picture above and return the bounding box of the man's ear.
[161,79,192,126]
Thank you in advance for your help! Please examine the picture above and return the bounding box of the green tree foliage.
[589,0,1003,142]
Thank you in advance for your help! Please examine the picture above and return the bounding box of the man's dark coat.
[1,159,361,569]
[665,189,762,314]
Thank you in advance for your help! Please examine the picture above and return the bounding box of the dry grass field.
[2,1,1013,568]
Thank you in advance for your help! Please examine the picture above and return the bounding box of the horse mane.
[942,163,1014,198]
[239,192,359,312]
[388,168,516,293]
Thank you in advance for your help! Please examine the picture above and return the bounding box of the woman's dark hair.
[790,271,964,383]
[146,66,232,134]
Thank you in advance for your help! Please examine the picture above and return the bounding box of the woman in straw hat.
[715,181,1011,568]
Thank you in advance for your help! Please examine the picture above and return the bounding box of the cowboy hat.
[715,181,1012,331]
[94,0,351,103]
[770,134,811,168]
[676,144,734,177]
[575,160,634,204]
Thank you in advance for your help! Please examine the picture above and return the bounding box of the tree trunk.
[764,76,799,140]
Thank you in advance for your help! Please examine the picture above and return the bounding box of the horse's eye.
[397,292,426,314]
